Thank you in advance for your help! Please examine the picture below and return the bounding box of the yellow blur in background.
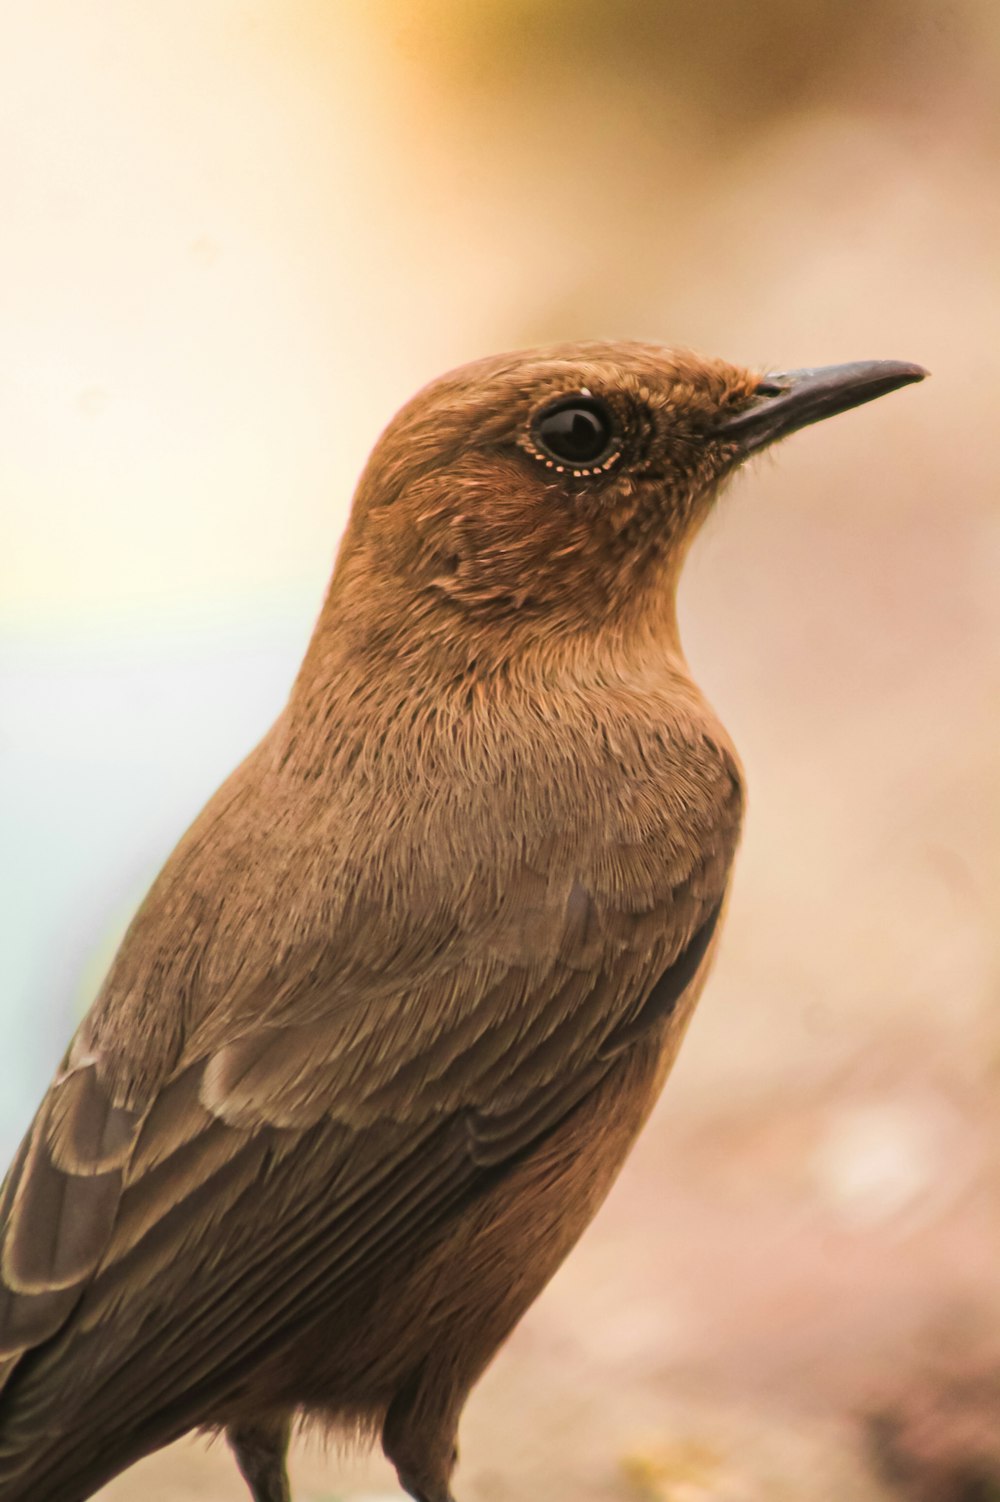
[1,3,998,1500]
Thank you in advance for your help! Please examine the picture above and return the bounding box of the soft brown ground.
[69,3,999,1498]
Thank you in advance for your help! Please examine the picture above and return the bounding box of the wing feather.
[0,809,737,1495]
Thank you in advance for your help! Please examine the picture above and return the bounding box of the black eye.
[534,396,615,467]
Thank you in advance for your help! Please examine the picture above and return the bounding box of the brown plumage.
[0,342,925,1501]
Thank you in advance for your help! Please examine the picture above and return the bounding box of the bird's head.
[322,342,926,674]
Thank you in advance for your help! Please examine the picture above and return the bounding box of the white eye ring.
[530,394,618,473]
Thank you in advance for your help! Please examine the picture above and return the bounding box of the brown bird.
[0,343,924,1502]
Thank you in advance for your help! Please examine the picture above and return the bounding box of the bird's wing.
[0,798,736,1487]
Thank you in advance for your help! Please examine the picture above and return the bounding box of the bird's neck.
[279,573,692,781]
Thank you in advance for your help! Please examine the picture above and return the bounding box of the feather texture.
[0,341,769,1502]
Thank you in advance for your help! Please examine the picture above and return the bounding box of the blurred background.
[2,2,998,1499]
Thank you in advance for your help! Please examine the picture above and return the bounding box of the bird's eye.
[533,396,615,468]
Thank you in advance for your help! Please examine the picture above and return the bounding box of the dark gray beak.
[719,359,928,453]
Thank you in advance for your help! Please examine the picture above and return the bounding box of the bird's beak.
[718,359,928,454]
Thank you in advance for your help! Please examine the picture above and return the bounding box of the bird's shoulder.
[86,665,741,1063]
[109,674,738,1158]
